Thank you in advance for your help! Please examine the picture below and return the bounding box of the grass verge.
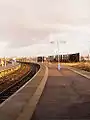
[63,62,90,72]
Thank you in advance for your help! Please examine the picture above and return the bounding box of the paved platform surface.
[31,64,90,120]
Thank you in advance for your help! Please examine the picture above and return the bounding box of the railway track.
[0,63,40,104]
[0,64,30,92]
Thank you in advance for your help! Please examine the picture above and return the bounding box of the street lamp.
[4,57,6,67]
[88,41,90,61]
[50,40,66,70]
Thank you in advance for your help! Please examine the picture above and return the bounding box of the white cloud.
[0,0,90,56]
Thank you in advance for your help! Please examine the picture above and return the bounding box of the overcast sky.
[0,0,90,57]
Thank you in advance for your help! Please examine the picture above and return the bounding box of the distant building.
[37,56,44,62]
[47,53,80,62]
[48,56,55,62]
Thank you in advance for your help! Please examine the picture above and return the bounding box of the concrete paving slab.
[31,65,90,120]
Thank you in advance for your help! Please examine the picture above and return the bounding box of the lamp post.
[50,40,66,70]
[4,57,6,67]
[56,40,60,70]
[88,41,90,61]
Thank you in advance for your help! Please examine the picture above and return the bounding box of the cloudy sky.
[0,0,90,57]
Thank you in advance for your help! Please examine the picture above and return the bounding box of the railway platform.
[31,64,90,120]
